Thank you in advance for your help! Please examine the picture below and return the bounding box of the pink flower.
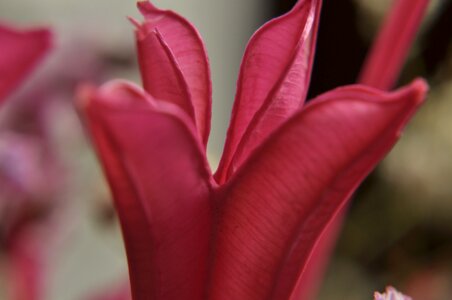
[78,0,429,299]
[374,286,412,300]
[0,24,51,104]
[0,132,63,300]
[0,23,53,300]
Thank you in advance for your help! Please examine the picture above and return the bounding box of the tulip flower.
[78,0,429,299]
[0,24,51,104]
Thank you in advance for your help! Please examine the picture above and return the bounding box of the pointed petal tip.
[29,27,54,68]
[17,27,54,56]
[137,0,159,14]
[216,0,322,182]
[401,78,429,106]
[411,77,429,95]
[133,2,212,146]
[358,0,430,90]
[0,25,54,103]
[127,16,141,29]
[0,24,53,48]
[34,27,53,46]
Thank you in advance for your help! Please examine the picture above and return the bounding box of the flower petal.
[374,286,412,300]
[209,80,427,300]
[0,24,52,103]
[78,81,214,300]
[359,0,430,89]
[289,206,345,300]
[135,0,212,145]
[8,236,47,300]
[216,0,322,183]
[134,26,196,121]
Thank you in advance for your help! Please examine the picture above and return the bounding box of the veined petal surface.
[0,25,51,103]
[135,0,212,145]
[217,0,322,183]
[79,81,214,300]
[134,27,196,123]
[209,80,427,300]
[289,207,345,300]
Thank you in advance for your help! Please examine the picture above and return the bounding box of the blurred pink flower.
[0,129,63,300]
[0,24,51,104]
[79,0,429,299]
[374,286,412,300]
[0,23,53,300]
[1,21,134,300]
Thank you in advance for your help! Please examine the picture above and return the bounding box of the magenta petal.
[216,0,322,183]
[209,80,427,300]
[134,25,196,125]
[0,24,51,103]
[8,237,47,300]
[359,0,430,89]
[135,0,212,145]
[79,81,214,300]
[290,206,345,300]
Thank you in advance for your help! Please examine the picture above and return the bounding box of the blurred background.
[0,0,451,299]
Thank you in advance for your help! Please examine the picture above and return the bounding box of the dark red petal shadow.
[78,81,214,300]
[216,0,322,183]
[209,80,427,300]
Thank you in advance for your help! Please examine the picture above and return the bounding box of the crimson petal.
[134,27,196,122]
[135,0,212,145]
[0,24,51,103]
[216,0,322,183]
[8,237,47,300]
[359,0,430,89]
[289,206,345,300]
[209,80,427,300]
[79,81,214,300]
